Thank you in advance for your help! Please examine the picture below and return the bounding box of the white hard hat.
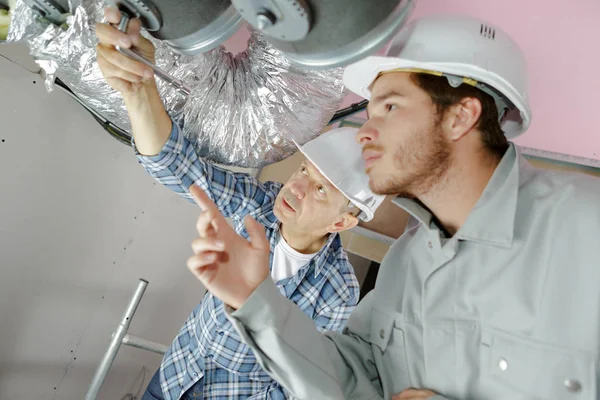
[343,14,532,139]
[293,127,385,221]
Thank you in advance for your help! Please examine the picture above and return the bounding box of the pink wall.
[223,22,251,55]
[226,1,600,161]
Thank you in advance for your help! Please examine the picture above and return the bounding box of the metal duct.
[105,0,414,69]
[7,0,346,167]
[105,0,243,55]
[235,0,415,69]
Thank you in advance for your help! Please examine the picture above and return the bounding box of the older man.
[96,8,384,399]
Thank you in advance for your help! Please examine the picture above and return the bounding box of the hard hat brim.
[343,56,531,139]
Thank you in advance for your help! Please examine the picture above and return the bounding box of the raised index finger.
[190,185,219,212]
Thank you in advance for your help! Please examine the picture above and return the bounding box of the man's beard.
[370,124,452,198]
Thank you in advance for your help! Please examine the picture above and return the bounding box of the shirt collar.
[311,232,339,277]
[272,223,338,278]
[392,143,520,248]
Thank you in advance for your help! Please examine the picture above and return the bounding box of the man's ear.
[442,97,482,141]
[326,212,359,233]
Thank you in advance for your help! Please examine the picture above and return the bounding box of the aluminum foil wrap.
[6,0,50,43]
[24,0,134,129]
[170,34,346,167]
[12,0,346,167]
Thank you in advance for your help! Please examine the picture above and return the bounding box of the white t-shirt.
[271,232,318,282]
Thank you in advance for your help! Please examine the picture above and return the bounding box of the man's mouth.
[282,198,296,212]
[362,149,382,169]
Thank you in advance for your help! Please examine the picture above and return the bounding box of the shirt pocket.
[369,307,411,396]
[488,330,597,400]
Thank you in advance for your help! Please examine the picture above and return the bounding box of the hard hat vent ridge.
[480,24,496,40]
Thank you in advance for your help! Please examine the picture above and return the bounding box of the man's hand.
[95,7,171,156]
[186,185,271,309]
[95,7,156,97]
[392,389,437,399]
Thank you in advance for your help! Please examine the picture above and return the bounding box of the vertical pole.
[85,279,148,400]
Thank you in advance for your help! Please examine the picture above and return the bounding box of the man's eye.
[317,186,326,195]
[385,104,397,112]
[300,166,308,175]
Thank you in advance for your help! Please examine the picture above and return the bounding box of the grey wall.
[0,44,207,400]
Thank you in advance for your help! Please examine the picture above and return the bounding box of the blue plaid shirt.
[136,122,360,399]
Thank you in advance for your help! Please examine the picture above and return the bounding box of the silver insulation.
[6,0,51,44]
[7,0,346,167]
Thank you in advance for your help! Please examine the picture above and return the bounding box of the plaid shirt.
[136,122,360,400]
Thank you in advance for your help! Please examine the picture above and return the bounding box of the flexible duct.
[6,0,346,167]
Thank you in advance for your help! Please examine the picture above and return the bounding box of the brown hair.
[410,73,508,156]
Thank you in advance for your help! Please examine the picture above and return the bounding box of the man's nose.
[356,122,379,145]
[289,180,306,199]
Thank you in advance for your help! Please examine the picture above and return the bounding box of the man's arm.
[184,186,382,399]
[96,8,171,157]
[242,262,359,399]
[96,10,277,218]
[242,303,360,400]
[230,280,450,400]
[123,82,172,157]
[228,280,384,400]
[136,121,280,218]
[187,186,450,400]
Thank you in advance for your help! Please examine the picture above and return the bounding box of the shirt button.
[218,331,224,336]
[564,379,582,393]
[379,329,385,339]
[427,241,433,248]
[498,358,508,371]
[208,354,214,358]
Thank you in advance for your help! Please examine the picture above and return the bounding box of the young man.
[95,9,385,400]
[187,14,600,400]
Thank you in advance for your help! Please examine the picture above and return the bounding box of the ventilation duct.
[6,0,352,167]
[103,0,414,69]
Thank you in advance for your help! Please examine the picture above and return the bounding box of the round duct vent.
[113,0,243,55]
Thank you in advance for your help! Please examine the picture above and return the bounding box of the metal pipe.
[85,279,149,400]
[122,333,168,355]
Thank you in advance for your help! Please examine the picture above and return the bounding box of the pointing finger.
[190,185,218,213]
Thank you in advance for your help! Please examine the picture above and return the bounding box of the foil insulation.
[6,0,49,43]
[7,0,346,167]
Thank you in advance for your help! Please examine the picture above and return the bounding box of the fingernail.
[119,37,131,47]
[144,69,153,79]
[215,240,225,250]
